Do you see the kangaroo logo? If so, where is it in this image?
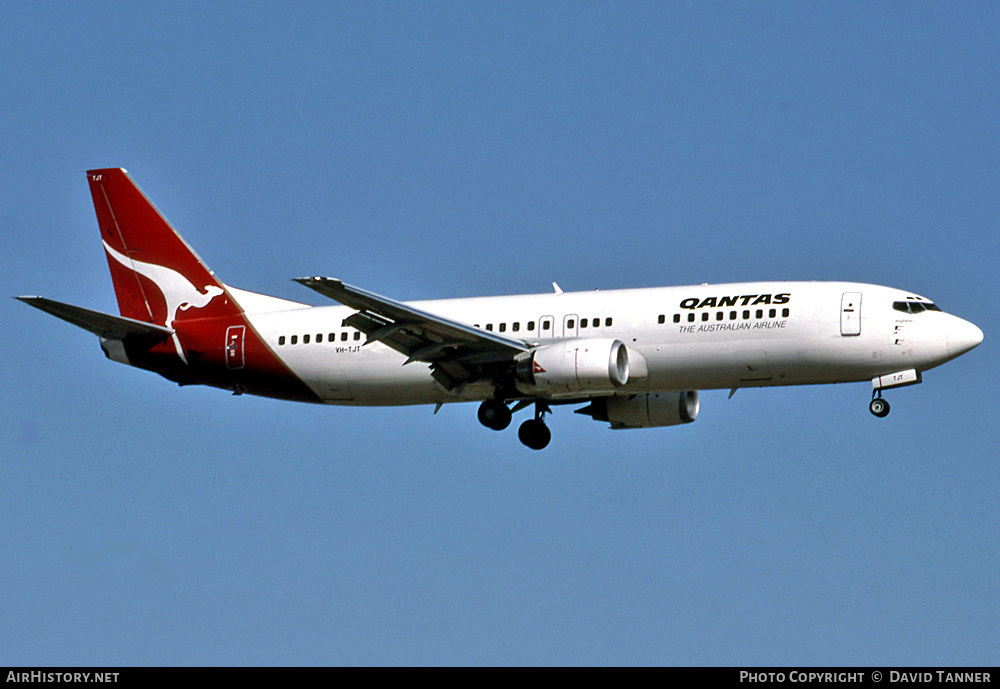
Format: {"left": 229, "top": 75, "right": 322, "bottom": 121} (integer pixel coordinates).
{"left": 103, "top": 240, "right": 225, "bottom": 363}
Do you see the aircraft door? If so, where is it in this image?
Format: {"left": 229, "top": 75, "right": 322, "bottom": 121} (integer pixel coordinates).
{"left": 539, "top": 315, "right": 554, "bottom": 339}
{"left": 225, "top": 325, "right": 245, "bottom": 369}
{"left": 563, "top": 314, "right": 579, "bottom": 338}
{"left": 841, "top": 292, "right": 862, "bottom": 336}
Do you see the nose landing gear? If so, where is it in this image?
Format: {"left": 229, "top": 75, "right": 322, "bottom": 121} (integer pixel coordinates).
{"left": 869, "top": 390, "right": 890, "bottom": 418}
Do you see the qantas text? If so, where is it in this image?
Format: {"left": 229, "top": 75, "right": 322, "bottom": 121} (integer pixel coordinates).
{"left": 680, "top": 293, "right": 791, "bottom": 310}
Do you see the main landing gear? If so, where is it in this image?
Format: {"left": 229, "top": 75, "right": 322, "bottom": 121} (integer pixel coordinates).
{"left": 869, "top": 390, "right": 890, "bottom": 418}
{"left": 518, "top": 402, "right": 552, "bottom": 451}
{"left": 477, "top": 398, "right": 512, "bottom": 431}
{"left": 477, "top": 399, "right": 552, "bottom": 450}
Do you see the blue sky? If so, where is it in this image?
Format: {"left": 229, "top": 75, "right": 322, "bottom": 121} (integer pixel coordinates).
{"left": 2, "top": 2, "right": 997, "bottom": 665}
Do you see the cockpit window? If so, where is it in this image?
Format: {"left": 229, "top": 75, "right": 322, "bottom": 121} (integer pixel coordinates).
{"left": 893, "top": 301, "right": 941, "bottom": 314}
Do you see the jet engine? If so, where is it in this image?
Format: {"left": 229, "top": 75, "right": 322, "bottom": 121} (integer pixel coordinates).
{"left": 577, "top": 391, "right": 699, "bottom": 429}
{"left": 515, "top": 338, "right": 629, "bottom": 395}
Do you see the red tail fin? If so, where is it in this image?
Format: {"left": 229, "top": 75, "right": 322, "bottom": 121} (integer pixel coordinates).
{"left": 87, "top": 168, "right": 237, "bottom": 326}
{"left": 81, "top": 169, "right": 318, "bottom": 400}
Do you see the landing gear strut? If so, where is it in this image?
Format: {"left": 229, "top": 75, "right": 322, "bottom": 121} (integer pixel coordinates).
{"left": 478, "top": 399, "right": 512, "bottom": 431}
{"left": 869, "top": 390, "right": 890, "bottom": 418}
{"left": 518, "top": 402, "right": 551, "bottom": 450}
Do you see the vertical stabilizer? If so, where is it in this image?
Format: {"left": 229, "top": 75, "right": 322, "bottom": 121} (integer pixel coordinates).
{"left": 87, "top": 168, "right": 238, "bottom": 327}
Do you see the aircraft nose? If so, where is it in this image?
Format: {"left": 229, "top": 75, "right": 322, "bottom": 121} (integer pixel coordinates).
{"left": 948, "top": 317, "right": 984, "bottom": 358}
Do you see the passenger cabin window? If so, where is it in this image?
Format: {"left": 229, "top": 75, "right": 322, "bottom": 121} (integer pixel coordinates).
{"left": 605, "top": 317, "right": 612, "bottom": 327}
{"left": 499, "top": 323, "right": 506, "bottom": 332}
{"left": 354, "top": 331, "right": 361, "bottom": 341}
{"left": 665, "top": 308, "right": 791, "bottom": 326}
{"left": 580, "top": 319, "right": 588, "bottom": 329}
{"left": 542, "top": 320, "right": 551, "bottom": 331}
{"left": 527, "top": 322, "right": 535, "bottom": 331}
{"left": 279, "top": 336, "right": 286, "bottom": 345}
{"left": 303, "top": 334, "right": 310, "bottom": 344}
{"left": 341, "top": 332, "right": 348, "bottom": 341}
{"left": 513, "top": 322, "right": 520, "bottom": 332}
{"left": 592, "top": 318, "right": 600, "bottom": 327}
{"left": 291, "top": 335, "right": 298, "bottom": 345}
{"left": 567, "top": 319, "right": 575, "bottom": 329}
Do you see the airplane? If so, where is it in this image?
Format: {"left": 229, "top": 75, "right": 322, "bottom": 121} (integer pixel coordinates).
{"left": 18, "top": 168, "right": 983, "bottom": 450}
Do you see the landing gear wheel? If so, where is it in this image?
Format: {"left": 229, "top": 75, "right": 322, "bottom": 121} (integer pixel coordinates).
{"left": 869, "top": 397, "right": 890, "bottom": 418}
{"left": 518, "top": 419, "right": 551, "bottom": 450}
{"left": 477, "top": 399, "right": 512, "bottom": 431}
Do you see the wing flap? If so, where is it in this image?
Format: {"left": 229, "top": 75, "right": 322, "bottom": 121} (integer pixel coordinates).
{"left": 294, "top": 277, "right": 530, "bottom": 391}
{"left": 295, "top": 277, "right": 529, "bottom": 363}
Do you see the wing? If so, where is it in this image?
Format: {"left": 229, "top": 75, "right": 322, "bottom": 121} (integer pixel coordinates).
{"left": 294, "top": 277, "right": 529, "bottom": 391}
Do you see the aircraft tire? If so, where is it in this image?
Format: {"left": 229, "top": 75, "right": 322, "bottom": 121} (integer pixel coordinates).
{"left": 869, "top": 398, "right": 890, "bottom": 418}
{"left": 518, "top": 419, "right": 551, "bottom": 450}
{"left": 478, "top": 400, "right": 512, "bottom": 431}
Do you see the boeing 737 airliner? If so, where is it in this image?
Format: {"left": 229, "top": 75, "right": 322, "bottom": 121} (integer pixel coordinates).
{"left": 19, "top": 169, "right": 983, "bottom": 449}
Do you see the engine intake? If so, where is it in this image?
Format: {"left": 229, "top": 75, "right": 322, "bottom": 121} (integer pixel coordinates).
{"left": 515, "top": 338, "right": 629, "bottom": 395}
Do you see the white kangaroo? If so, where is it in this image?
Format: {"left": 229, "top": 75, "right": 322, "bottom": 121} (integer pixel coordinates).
{"left": 103, "top": 240, "right": 224, "bottom": 364}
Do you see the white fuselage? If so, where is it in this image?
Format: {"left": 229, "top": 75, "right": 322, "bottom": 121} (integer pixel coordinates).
{"left": 23, "top": 169, "right": 981, "bottom": 450}
{"left": 241, "top": 281, "right": 978, "bottom": 406}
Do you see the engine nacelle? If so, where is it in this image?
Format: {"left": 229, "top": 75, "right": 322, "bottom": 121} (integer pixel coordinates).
{"left": 577, "top": 391, "right": 700, "bottom": 429}
{"left": 515, "top": 338, "right": 629, "bottom": 395}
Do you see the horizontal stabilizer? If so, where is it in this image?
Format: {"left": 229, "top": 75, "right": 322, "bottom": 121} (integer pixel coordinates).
{"left": 16, "top": 296, "right": 174, "bottom": 341}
